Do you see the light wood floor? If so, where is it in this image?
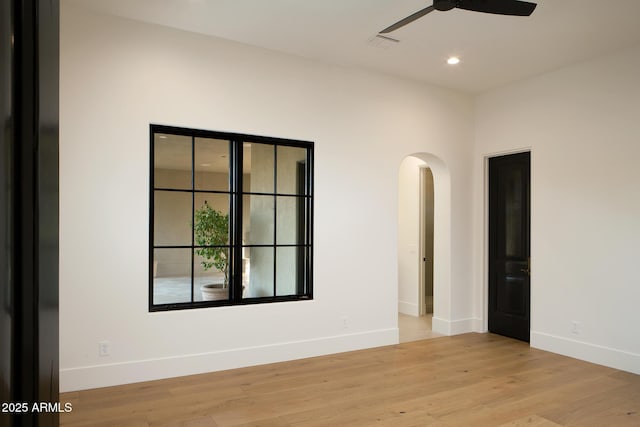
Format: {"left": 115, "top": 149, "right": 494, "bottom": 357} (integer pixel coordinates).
{"left": 398, "top": 313, "right": 443, "bottom": 343}
{"left": 60, "top": 333, "right": 640, "bottom": 427}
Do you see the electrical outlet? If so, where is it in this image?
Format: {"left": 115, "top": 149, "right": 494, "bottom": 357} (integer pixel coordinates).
{"left": 571, "top": 321, "right": 581, "bottom": 335}
{"left": 99, "top": 340, "right": 110, "bottom": 357}
{"left": 341, "top": 316, "right": 349, "bottom": 330}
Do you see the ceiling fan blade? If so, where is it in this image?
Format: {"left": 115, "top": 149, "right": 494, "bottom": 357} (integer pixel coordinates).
{"left": 456, "top": 0, "right": 537, "bottom": 16}
{"left": 380, "top": 5, "right": 435, "bottom": 34}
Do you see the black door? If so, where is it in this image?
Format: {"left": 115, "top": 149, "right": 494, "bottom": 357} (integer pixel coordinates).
{"left": 488, "top": 152, "right": 530, "bottom": 342}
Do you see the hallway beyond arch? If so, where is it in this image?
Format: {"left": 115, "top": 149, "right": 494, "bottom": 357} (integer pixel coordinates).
{"left": 397, "top": 153, "right": 451, "bottom": 335}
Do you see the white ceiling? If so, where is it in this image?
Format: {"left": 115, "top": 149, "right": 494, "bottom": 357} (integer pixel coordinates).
{"left": 68, "top": 0, "right": 640, "bottom": 93}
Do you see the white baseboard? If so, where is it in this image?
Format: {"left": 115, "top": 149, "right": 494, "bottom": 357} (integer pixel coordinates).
{"left": 432, "top": 317, "right": 479, "bottom": 336}
{"left": 472, "top": 317, "right": 485, "bottom": 333}
{"left": 531, "top": 331, "right": 640, "bottom": 375}
{"left": 398, "top": 301, "right": 419, "bottom": 316}
{"left": 60, "top": 328, "right": 398, "bottom": 392}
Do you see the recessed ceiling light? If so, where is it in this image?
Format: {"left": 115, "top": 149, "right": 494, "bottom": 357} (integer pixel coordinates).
{"left": 447, "top": 56, "right": 461, "bottom": 65}
{"left": 158, "top": 135, "right": 168, "bottom": 139}
{"left": 200, "top": 163, "right": 211, "bottom": 167}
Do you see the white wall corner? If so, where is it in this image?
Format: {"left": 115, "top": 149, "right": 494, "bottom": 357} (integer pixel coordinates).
{"left": 398, "top": 301, "right": 419, "bottom": 316}
{"left": 432, "top": 317, "right": 477, "bottom": 336}
{"left": 531, "top": 331, "right": 640, "bottom": 376}
{"left": 60, "top": 327, "right": 398, "bottom": 392}
{"left": 432, "top": 316, "right": 450, "bottom": 335}
{"left": 472, "top": 317, "right": 485, "bottom": 333}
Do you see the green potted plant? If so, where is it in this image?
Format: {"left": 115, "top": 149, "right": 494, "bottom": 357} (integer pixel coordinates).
{"left": 193, "top": 201, "right": 229, "bottom": 301}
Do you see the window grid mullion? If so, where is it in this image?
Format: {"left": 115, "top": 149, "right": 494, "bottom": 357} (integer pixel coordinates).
{"left": 307, "top": 148, "right": 313, "bottom": 296}
{"left": 190, "top": 135, "right": 195, "bottom": 303}
{"left": 273, "top": 146, "right": 278, "bottom": 298}
{"left": 149, "top": 130, "right": 155, "bottom": 309}
{"left": 153, "top": 187, "right": 231, "bottom": 194}
{"left": 232, "top": 139, "right": 243, "bottom": 303}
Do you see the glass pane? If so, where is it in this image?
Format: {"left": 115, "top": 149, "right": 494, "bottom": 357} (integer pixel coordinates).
{"left": 154, "top": 134, "right": 192, "bottom": 189}
{"left": 244, "top": 142, "right": 274, "bottom": 193}
{"left": 194, "top": 193, "right": 230, "bottom": 245}
{"left": 504, "top": 168, "right": 523, "bottom": 257}
{"left": 240, "top": 247, "right": 250, "bottom": 297}
{"left": 244, "top": 195, "right": 274, "bottom": 245}
{"left": 152, "top": 248, "right": 192, "bottom": 305}
{"left": 277, "top": 146, "right": 307, "bottom": 195}
{"left": 276, "top": 247, "right": 298, "bottom": 296}
{"left": 244, "top": 247, "right": 274, "bottom": 298}
{"left": 276, "top": 196, "right": 305, "bottom": 245}
{"left": 154, "top": 190, "right": 192, "bottom": 246}
{"left": 194, "top": 249, "right": 229, "bottom": 302}
{"left": 195, "top": 137, "right": 229, "bottom": 191}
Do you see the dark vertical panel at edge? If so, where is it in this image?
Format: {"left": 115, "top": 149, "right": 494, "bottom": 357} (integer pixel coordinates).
{"left": 6, "top": 0, "right": 59, "bottom": 425}
{"left": 14, "top": 2, "right": 38, "bottom": 421}
{"left": 0, "top": 1, "right": 14, "bottom": 424}
{"left": 37, "top": 0, "right": 60, "bottom": 425}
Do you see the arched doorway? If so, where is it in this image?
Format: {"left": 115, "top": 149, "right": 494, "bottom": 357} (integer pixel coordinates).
{"left": 398, "top": 153, "right": 451, "bottom": 339}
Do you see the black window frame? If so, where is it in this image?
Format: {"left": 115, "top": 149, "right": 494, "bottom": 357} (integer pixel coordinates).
{"left": 149, "top": 124, "right": 314, "bottom": 311}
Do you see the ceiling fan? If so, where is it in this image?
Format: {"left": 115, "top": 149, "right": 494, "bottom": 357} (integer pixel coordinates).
{"left": 380, "top": 0, "right": 537, "bottom": 34}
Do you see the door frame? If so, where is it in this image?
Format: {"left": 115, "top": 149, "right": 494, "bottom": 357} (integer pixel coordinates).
{"left": 482, "top": 148, "right": 532, "bottom": 334}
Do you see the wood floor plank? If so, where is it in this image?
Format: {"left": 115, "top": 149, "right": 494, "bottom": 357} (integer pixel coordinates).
{"left": 60, "top": 333, "right": 640, "bottom": 427}
{"left": 498, "top": 415, "right": 562, "bottom": 426}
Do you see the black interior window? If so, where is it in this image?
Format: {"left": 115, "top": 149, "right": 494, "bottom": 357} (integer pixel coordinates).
{"left": 149, "top": 125, "right": 313, "bottom": 311}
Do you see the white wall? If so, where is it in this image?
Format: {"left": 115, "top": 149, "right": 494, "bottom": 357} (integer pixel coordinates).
{"left": 474, "top": 44, "right": 640, "bottom": 374}
{"left": 60, "top": 4, "right": 474, "bottom": 391}
{"left": 397, "top": 156, "right": 425, "bottom": 316}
